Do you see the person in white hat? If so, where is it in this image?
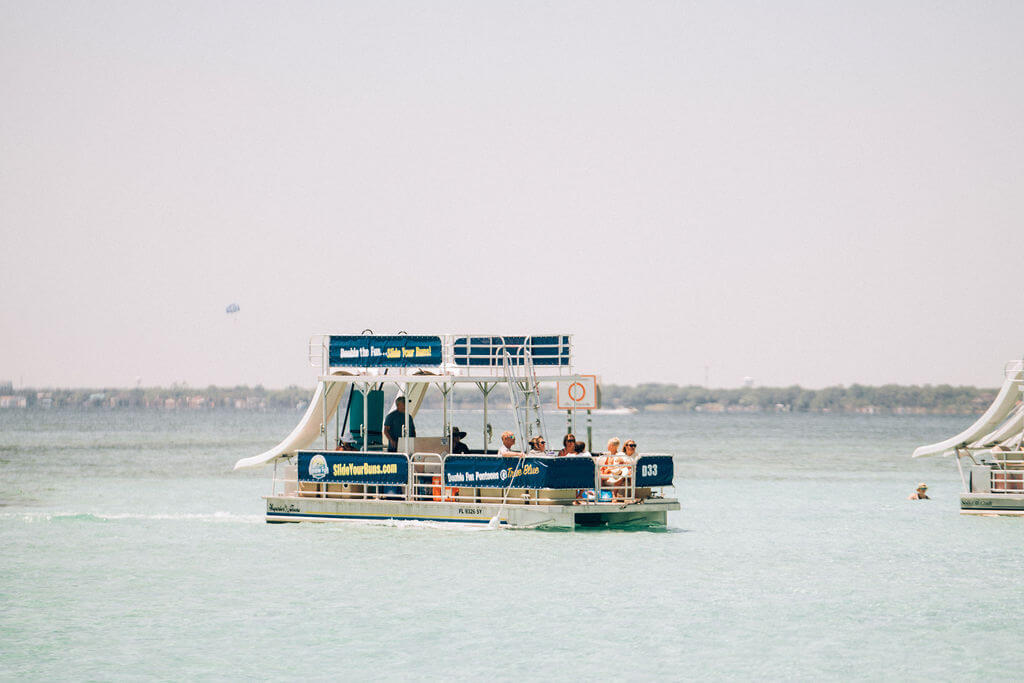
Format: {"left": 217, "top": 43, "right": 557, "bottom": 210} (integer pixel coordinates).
{"left": 908, "top": 483, "right": 929, "bottom": 500}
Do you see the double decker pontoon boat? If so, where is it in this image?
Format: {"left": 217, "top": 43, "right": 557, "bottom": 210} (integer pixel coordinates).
{"left": 913, "top": 358, "right": 1024, "bottom": 515}
{"left": 234, "top": 333, "right": 680, "bottom": 529}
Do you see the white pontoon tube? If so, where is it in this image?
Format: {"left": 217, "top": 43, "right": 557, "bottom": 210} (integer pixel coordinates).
{"left": 912, "top": 364, "right": 1024, "bottom": 458}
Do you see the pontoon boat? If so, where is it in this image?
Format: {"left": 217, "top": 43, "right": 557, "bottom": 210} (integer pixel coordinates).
{"left": 913, "top": 358, "right": 1024, "bottom": 514}
{"left": 233, "top": 334, "right": 680, "bottom": 529}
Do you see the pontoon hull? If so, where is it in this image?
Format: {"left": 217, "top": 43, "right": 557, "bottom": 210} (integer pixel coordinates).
{"left": 265, "top": 496, "right": 679, "bottom": 529}
{"left": 961, "top": 493, "right": 1024, "bottom": 515}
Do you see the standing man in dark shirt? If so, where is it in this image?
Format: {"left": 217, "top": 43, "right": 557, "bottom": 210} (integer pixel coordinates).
{"left": 384, "top": 396, "right": 416, "bottom": 452}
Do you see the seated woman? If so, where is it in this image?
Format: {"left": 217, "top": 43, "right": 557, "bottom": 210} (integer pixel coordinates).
{"left": 598, "top": 438, "right": 634, "bottom": 501}
{"left": 618, "top": 440, "right": 637, "bottom": 480}
{"left": 528, "top": 437, "right": 547, "bottom": 454}
{"left": 558, "top": 433, "right": 576, "bottom": 457}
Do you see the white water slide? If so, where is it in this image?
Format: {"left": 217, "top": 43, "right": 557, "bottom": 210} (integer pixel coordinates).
{"left": 233, "top": 379, "right": 351, "bottom": 470}
{"left": 970, "top": 402, "right": 1024, "bottom": 448}
{"left": 232, "top": 375, "right": 434, "bottom": 471}
{"left": 912, "top": 363, "right": 1024, "bottom": 458}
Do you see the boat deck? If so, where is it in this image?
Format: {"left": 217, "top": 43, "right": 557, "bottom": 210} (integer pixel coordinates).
{"left": 265, "top": 494, "right": 680, "bottom": 529}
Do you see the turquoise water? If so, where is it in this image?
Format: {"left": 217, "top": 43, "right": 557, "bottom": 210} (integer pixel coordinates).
{"left": 1, "top": 408, "right": 1020, "bottom": 679}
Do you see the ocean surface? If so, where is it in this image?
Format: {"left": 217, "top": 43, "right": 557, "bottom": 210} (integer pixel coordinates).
{"left": 1, "top": 407, "right": 1020, "bottom": 680}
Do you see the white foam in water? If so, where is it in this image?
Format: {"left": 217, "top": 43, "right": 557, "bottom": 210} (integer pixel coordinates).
{"left": 318, "top": 516, "right": 496, "bottom": 532}
{"left": 1, "top": 510, "right": 263, "bottom": 524}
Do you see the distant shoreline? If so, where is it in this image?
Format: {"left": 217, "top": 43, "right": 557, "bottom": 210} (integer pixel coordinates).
{"left": 0, "top": 383, "right": 999, "bottom": 415}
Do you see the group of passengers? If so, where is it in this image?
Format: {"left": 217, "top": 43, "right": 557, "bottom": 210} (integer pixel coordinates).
{"left": 493, "top": 430, "right": 637, "bottom": 460}
{"left": 335, "top": 395, "right": 643, "bottom": 502}
{"left": 347, "top": 396, "right": 640, "bottom": 483}
{"left": 599, "top": 437, "right": 636, "bottom": 488}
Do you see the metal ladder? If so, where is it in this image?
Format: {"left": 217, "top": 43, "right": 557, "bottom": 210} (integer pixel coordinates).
{"left": 502, "top": 349, "right": 529, "bottom": 449}
{"left": 501, "top": 343, "right": 547, "bottom": 449}
{"left": 521, "top": 346, "right": 547, "bottom": 446}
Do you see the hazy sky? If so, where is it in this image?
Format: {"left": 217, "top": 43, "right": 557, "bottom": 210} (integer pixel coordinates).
{"left": 2, "top": 1, "right": 1023, "bottom": 389}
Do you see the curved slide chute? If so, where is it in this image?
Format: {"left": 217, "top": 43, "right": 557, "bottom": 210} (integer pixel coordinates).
{"left": 233, "top": 378, "right": 350, "bottom": 470}
{"left": 969, "top": 402, "right": 1024, "bottom": 449}
{"left": 912, "top": 366, "right": 1024, "bottom": 458}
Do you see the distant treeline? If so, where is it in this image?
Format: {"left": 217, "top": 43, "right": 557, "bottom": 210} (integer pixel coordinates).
{"left": 0, "top": 382, "right": 999, "bottom": 415}
{"left": 598, "top": 383, "right": 995, "bottom": 414}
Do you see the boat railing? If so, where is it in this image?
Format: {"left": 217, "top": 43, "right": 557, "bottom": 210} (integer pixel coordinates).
{"left": 277, "top": 450, "right": 674, "bottom": 505}
{"left": 447, "top": 334, "right": 574, "bottom": 378}
{"left": 594, "top": 454, "right": 634, "bottom": 502}
{"left": 592, "top": 453, "right": 675, "bottom": 502}
{"left": 988, "top": 455, "right": 1024, "bottom": 469}
{"left": 307, "top": 333, "right": 575, "bottom": 377}
{"left": 991, "top": 469, "right": 1024, "bottom": 493}
{"left": 1006, "top": 359, "right": 1024, "bottom": 381}
{"left": 410, "top": 452, "right": 444, "bottom": 502}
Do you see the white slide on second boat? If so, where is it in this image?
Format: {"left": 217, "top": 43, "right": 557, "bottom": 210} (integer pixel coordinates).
{"left": 969, "top": 402, "right": 1024, "bottom": 448}
{"left": 233, "top": 378, "right": 351, "bottom": 470}
{"left": 912, "top": 366, "right": 1024, "bottom": 457}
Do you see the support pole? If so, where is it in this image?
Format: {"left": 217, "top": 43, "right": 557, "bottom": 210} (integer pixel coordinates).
{"left": 441, "top": 382, "right": 452, "bottom": 448}
{"left": 403, "top": 381, "right": 410, "bottom": 455}
{"left": 322, "top": 381, "right": 329, "bottom": 449}
{"left": 955, "top": 448, "right": 968, "bottom": 492}
{"left": 478, "top": 382, "right": 494, "bottom": 451}
{"left": 361, "top": 383, "right": 370, "bottom": 450}
{"left": 586, "top": 409, "right": 593, "bottom": 455}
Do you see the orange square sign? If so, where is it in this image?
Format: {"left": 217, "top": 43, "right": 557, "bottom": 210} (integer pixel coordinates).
{"left": 557, "top": 375, "right": 599, "bottom": 410}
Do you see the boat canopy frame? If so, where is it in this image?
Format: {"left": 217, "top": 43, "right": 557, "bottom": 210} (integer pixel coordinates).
{"left": 235, "top": 333, "right": 599, "bottom": 471}
{"left": 307, "top": 333, "right": 594, "bottom": 455}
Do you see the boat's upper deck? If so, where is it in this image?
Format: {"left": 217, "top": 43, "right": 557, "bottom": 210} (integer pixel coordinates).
{"left": 310, "top": 333, "right": 579, "bottom": 382}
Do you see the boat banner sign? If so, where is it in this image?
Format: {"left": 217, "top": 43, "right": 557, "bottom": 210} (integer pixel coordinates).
{"left": 443, "top": 455, "right": 594, "bottom": 489}
{"left": 329, "top": 335, "right": 443, "bottom": 368}
{"left": 298, "top": 452, "right": 409, "bottom": 485}
{"left": 634, "top": 455, "right": 673, "bottom": 487}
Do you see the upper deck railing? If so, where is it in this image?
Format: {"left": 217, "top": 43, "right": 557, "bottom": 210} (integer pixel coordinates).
{"left": 1007, "top": 359, "right": 1024, "bottom": 383}
{"left": 309, "top": 333, "right": 575, "bottom": 378}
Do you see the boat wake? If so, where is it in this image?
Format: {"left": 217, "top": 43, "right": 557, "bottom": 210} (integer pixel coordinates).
{"left": 318, "top": 517, "right": 498, "bottom": 532}
{"left": 1, "top": 510, "right": 264, "bottom": 524}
